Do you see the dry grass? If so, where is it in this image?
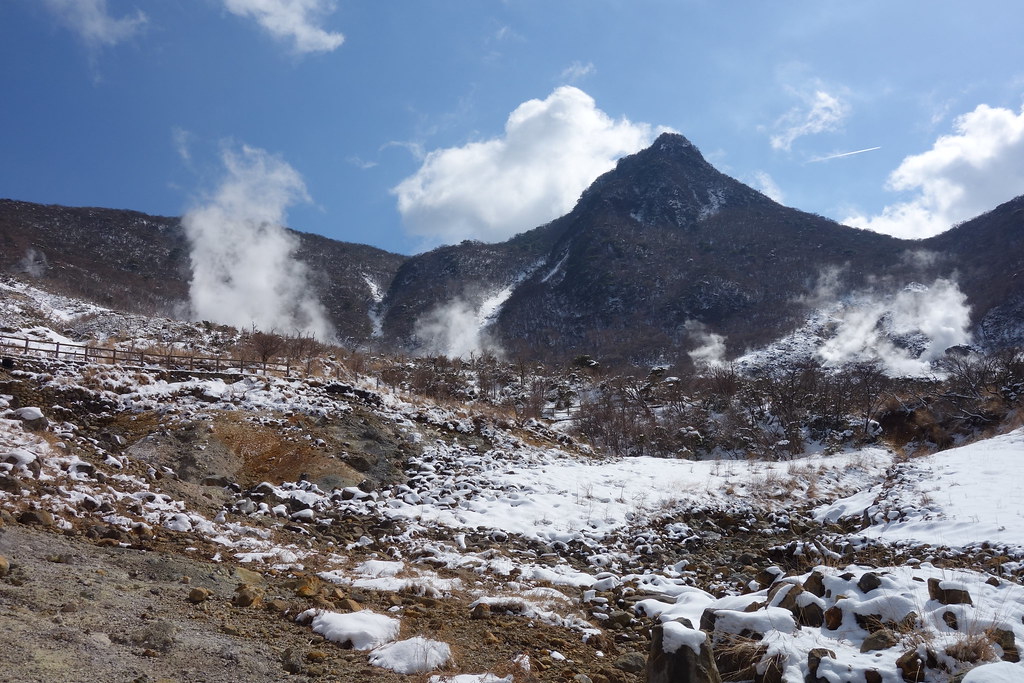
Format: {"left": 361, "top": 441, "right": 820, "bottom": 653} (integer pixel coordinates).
{"left": 945, "top": 631, "right": 997, "bottom": 664}
{"left": 712, "top": 633, "right": 768, "bottom": 682}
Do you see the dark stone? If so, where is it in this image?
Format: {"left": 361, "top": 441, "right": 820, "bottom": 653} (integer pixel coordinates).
{"left": 754, "top": 566, "right": 783, "bottom": 588}
{"left": 895, "top": 649, "right": 928, "bottom": 682}
{"left": 804, "top": 571, "right": 825, "bottom": 598}
{"left": 854, "top": 612, "right": 886, "bottom": 633}
{"left": 646, "top": 623, "right": 721, "bottom": 683}
{"left": 823, "top": 606, "right": 844, "bottom": 631}
{"left": 991, "top": 627, "right": 1020, "bottom": 662}
{"left": 860, "top": 628, "right": 898, "bottom": 653}
{"left": 806, "top": 648, "right": 836, "bottom": 683}
{"left": 714, "top": 638, "right": 766, "bottom": 681}
{"left": 942, "top": 610, "right": 958, "bottom": 631}
{"left": 18, "top": 509, "right": 54, "bottom": 526}
{"left": 700, "top": 608, "right": 719, "bottom": 633}
{"left": 613, "top": 651, "right": 646, "bottom": 673}
{"left": 927, "top": 577, "right": 973, "bottom": 605}
{"left": 857, "top": 572, "right": 882, "bottom": 593}
{"left": 797, "top": 601, "right": 824, "bottom": 628}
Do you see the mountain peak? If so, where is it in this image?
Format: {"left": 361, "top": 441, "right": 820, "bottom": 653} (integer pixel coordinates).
{"left": 651, "top": 130, "right": 699, "bottom": 154}
{"left": 575, "top": 131, "right": 769, "bottom": 229}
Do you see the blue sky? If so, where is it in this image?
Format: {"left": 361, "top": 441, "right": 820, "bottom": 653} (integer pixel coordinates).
{"left": 2, "top": 1, "right": 1023, "bottom": 255}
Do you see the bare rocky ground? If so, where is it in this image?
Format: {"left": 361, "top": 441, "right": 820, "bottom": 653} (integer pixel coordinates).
{"left": 0, "top": 359, "right": 653, "bottom": 682}
{"left": 0, "top": 520, "right": 638, "bottom": 683}
{"left": 1, "top": 348, "right": 1020, "bottom": 682}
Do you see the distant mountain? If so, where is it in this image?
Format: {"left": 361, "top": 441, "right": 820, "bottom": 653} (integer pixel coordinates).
{"left": 2, "top": 133, "right": 1022, "bottom": 363}
{"left": 0, "top": 199, "right": 406, "bottom": 342}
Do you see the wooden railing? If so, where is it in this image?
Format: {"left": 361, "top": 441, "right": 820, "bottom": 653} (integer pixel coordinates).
{"left": 0, "top": 333, "right": 294, "bottom": 377}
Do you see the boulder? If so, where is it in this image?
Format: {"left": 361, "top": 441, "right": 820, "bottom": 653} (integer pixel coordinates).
{"left": 860, "top": 628, "right": 898, "bottom": 653}
{"left": 647, "top": 621, "right": 721, "bottom": 683}
{"left": 895, "top": 649, "right": 928, "bottom": 682}
{"left": 823, "top": 605, "right": 844, "bottom": 631}
{"left": 804, "top": 570, "right": 826, "bottom": 598}
{"left": 990, "top": 627, "right": 1019, "bottom": 662}
{"left": 857, "top": 572, "right": 882, "bottom": 593}
{"left": 614, "top": 651, "right": 646, "bottom": 673}
{"left": 806, "top": 648, "right": 836, "bottom": 683}
{"left": 18, "top": 509, "right": 54, "bottom": 526}
{"left": 927, "top": 578, "right": 973, "bottom": 605}
{"left": 13, "top": 407, "right": 48, "bottom": 431}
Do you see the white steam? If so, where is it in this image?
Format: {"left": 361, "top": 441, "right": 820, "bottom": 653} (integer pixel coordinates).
{"left": 182, "top": 145, "right": 333, "bottom": 340}
{"left": 19, "top": 248, "right": 49, "bottom": 278}
{"left": 685, "top": 320, "right": 727, "bottom": 368}
{"left": 414, "top": 298, "right": 501, "bottom": 359}
{"left": 817, "top": 279, "right": 971, "bottom": 375}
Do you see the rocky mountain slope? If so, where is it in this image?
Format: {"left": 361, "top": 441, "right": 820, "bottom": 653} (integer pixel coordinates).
{"left": 3, "top": 134, "right": 1023, "bottom": 363}
{"left": 0, "top": 199, "right": 406, "bottom": 343}
{"left": 2, "top": 279, "right": 1024, "bottom": 682}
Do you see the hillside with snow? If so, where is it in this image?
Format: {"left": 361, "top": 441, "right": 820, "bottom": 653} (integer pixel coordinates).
{"left": 1, "top": 276, "right": 1024, "bottom": 681}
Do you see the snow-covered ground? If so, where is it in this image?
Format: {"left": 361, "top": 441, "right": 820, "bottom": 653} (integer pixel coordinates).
{"left": 818, "top": 429, "right": 1024, "bottom": 552}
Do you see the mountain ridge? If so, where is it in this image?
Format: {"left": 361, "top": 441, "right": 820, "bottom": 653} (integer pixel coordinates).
{"left": 2, "top": 132, "right": 1023, "bottom": 363}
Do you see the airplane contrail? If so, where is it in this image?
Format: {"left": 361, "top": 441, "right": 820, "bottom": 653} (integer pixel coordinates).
{"left": 811, "top": 146, "right": 881, "bottom": 162}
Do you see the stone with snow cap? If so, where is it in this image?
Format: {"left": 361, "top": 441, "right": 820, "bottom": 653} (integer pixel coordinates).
{"left": 647, "top": 619, "right": 721, "bottom": 683}
{"left": 927, "top": 577, "right": 973, "bottom": 605}
{"left": 369, "top": 636, "right": 451, "bottom": 674}
{"left": 13, "top": 406, "right": 48, "bottom": 431}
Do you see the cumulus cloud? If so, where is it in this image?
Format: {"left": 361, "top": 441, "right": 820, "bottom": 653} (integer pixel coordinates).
{"left": 845, "top": 103, "right": 1024, "bottom": 239}
{"left": 393, "top": 86, "right": 663, "bottom": 246}
{"left": 770, "top": 89, "right": 850, "bottom": 151}
{"left": 182, "top": 145, "right": 334, "bottom": 339}
{"left": 817, "top": 279, "right": 971, "bottom": 376}
{"left": 42, "top": 0, "right": 146, "bottom": 48}
{"left": 223, "top": 0, "right": 344, "bottom": 54}
{"left": 752, "top": 171, "right": 785, "bottom": 204}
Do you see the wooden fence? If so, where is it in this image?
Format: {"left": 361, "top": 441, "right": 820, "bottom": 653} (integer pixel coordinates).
{"left": 0, "top": 333, "right": 294, "bottom": 377}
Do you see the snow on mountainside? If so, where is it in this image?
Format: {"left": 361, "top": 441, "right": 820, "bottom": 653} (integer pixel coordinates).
{"left": 2, "top": 278, "right": 1024, "bottom": 681}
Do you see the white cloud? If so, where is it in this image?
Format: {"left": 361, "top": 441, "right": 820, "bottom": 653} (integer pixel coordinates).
{"left": 42, "top": 0, "right": 146, "bottom": 48}
{"left": 770, "top": 89, "right": 850, "bottom": 151}
{"left": 560, "top": 61, "right": 595, "bottom": 83}
{"left": 845, "top": 103, "right": 1024, "bottom": 239}
{"left": 752, "top": 171, "right": 784, "bottom": 204}
{"left": 222, "top": 0, "right": 344, "bottom": 54}
{"left": 172, "top": 127, "right": 193, "bottom": 162}
{"left": 182, "top": 145, "right": 333, "bottom": 339}
{"left": 393, "top": 86, "right": 663, "bottom": 246}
